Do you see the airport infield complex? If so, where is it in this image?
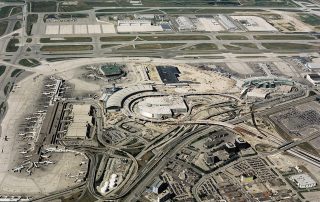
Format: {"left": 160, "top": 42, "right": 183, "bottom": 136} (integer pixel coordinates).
{"left": 1, "top": 0, "right": 320, "bottom": 201}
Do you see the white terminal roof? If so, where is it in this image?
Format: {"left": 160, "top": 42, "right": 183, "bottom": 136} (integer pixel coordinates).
{"left": 66, "top": 104, "right": 92, "bottom": 139}
{"left": 290, "top": 173, "right": 316, "bottom": 186}
{"left": 176, "top": 16, "right": 195, "bottom": 29}
{"left": 66, "top": 123, "right": 88, "bottom": 138}
{"left": 117, "top": 25, "right": 163, "bottom": 33}
{"left": 118, "top": 20, "right": 151, "bottom": 25}
{"left": 106, "top": 85, "right": 154, "bottom": 109}
{"left": 307, "top": 63, "right": 320, "bottom": 69}
{"left": 137, "top": 96, "right": 187, "bottom": 118}
{"left": 72, "top": 104, "right": 91, "bottom": 115}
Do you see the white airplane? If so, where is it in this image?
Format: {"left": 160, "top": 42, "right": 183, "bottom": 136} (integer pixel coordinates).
{"left": 43, "top": 160, "right": 54, "bottom": 165}
{"left": 45, "top": 84, "right": 54, "bottom": 87}
{"left": 33, "top": 162, "right": 39, "bottom": 168}
{"left": 25, "top": 117, "right": 37, "bottom": 120}
{"left": 26, "top": 132, "right": 36, "bottom": 135}
{"left": 24, "top": 155, "right": 32, "bottom": 158}
{"left": 80, "top": 161, "right": 86, "bottom": 166}
{"left": 36, "top": 110, "right": 46, "bottom": 113}
{"left": 40, "top": 154, "right": 51, "bottom": 158}
{"left": 12, "top": 165, "right": 24, "bottom": 172}
{"left": 42, "top": 92, "right": 52, "bottom": 95}
{"left": 26, "top": 169, "right": 32, "bottom": 175}
{"left": 18, "top": 133, "right": 26, "bottom": 136}
{"left": 19, "top": 151, "right": 28, "bottom": 154}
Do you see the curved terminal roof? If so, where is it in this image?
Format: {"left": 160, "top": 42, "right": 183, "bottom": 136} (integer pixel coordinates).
{"left": 106, "top": 85, "right": 154, "bottom": 109}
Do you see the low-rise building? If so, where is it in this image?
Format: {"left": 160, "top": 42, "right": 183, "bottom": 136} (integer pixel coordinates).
{"left": 289, "top": 173, "right": 317, "bottom": 188}
{"left": 205, "top": 155, "right": 220, "bottom": 166}
{"left": 157, "top": 190, "right": 171, "bottom": 202}
{"left": 175, "top": 16, "right": 196, "bottom": 31}
{"left": 306, "top": 73, "right": 320, "bottom": 86}
{"left": 225, "top": 142, "right": 236, "bottom": 153}
{"left": 235, "top": 137, "right": 250, "bottom": 150}
{"left": 151, "top": 178, "right": 166, "bottom": 194}
{"left": 208, "top": 131, "right": 228, "bottom": 141}
{"left": 203, "top": 139, "right": 224, "bottom": 149}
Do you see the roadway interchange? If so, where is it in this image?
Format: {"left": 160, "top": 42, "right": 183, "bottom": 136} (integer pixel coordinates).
{"left": 31, "top": 91, "right": 320, "bottom": 201}
{"left": 2, "top": 0, "right": 320, "bottom": 201}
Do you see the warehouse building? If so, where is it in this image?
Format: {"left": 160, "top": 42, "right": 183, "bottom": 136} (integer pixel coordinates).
{"left": 137, "top": 96, "right": 187, "bottom": 119}
{"left": 65, "top": 104, "right": 92, "bottom": 139}
{"left": 289, "top": 173, "right": 317, "bottom": 188}
{"left": 118, "top": 20, "right": 152, "bottom": 26}
{"left": 134, "top": 14, "right": 155, "bottom": 20}
{"left": 175, "top": 16, "right": 196, "bottom": 31}
{"left": 217, "top": 14, "right": 238, "bottom": 31}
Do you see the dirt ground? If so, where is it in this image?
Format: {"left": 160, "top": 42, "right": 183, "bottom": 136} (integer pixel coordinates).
{"left": 176, "top": 64, "right": 237, "bottom": 93}
{"left": 269, "top": 11, "right": 314, "bottom": 32}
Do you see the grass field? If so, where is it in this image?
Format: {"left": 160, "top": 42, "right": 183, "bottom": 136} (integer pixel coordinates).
{"left": 101, "top": 36, "right": 136, "bottom": 42}
{"left": 262, "top": 43, "right": 319, "bottom": 50}
{"left": 6, "top": 38, "right": 19, "bottom": 52}
{"left": 139, "top": 0, "right": 240, "bottom": 6}
{"left": 231, "top": 43, "right": 258, "bottom": 49}
{"left": 11, "top": 69, "right": 23, "bottom": 77}
{"left": 183, "top": 43, "right": 218, "bottom": 50}
{"left": 40, "top": 37, "right": 92, "bottom": 43}
{"left": 118, "top": 43, "right": 184, "bottom": 50}
{"left": 26, "top": 14, "right": 38, "bottom": 35}
{"left": 240, "top": 0, "right": 298, "bottom": 7}
{"left": 40, "top": 45, "right": 93, "bottom": 52}
{"left": 13, "top": 21, "right": 21, "bottom": 31}
{"left": 18, "top": 58, "right": 40, "bottom": 67}
{"left": 0, "top": 66, "right": 6, "bottom": 77}
{"left": 31, "top": 1, "right": 56, "bottom": 12}
{"left": 4, "top": 82, "right": 11, "bottom": 96}
{"left": 0, "top": 6, "right": 22, "bottom": 18}
{"left": 101, "top": 44, "right": 120, "bottom": 49}
{"left": 0, "top": 21, "right": 8, "bottom": 36}
{"left": 223, "top": 44, "right": 241, "bottom": 50}
{"left": 298, "top": 13, "right": 320, "bottom": 26}
{"left": 140, "top": 8, "right": 263, "bottom": 14}
{"left": 96, "top": 8, "right": 146, "bottom": 12}
{"left": 254, "top": 35, "right": 316, "bottom": 40}
{"left": 217, "top": 35, "right": 248, "bottom": 40}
